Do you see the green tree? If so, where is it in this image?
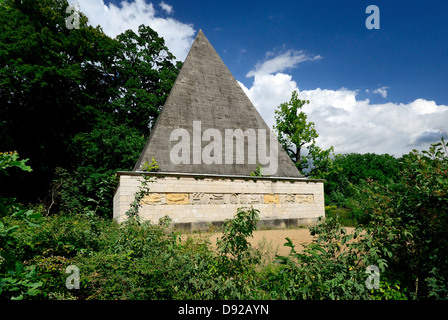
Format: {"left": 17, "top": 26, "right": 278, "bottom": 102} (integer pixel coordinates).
{"left": 0, "top": 0, "right": 181, "bottom": 216}
{"left": 355, "top": 138, "right": 448, "bottom": 299}
{"left": 274, "top": 91, "right": 316, "bottom": 167}
{"left": 331, "top": 153, "right": 400, "bottom": 186}
{"left": 0, "top": 0, "right": 119, "bottom": 203}
{"left": 324, "top": 153, "right": 401, "bottom": 207}
{"left": 111, "top": 25, "right": 182, "bottom": 133}
{"left": 273, "top": 90, "right": 337, "bottom": 178}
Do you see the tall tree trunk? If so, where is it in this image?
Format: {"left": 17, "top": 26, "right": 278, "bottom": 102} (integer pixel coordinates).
{"left": 295, "top": 146, "right": 301, "bottom": 169}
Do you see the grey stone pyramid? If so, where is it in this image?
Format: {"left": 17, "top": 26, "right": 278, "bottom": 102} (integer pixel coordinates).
{"left": 134, "top": 30, "right": 301, "bottom": 178}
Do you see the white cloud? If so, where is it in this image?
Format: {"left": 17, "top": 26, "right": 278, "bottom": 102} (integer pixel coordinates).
{"left": 159, "top": 1, "right": 173, "bottom": 14}
{"left": 373, "top": 86, "right": 388, "bottom": 98}
{"left": 238, "top": 73, "right": 298, "bottom": 129}
{"left": 71, "top": 0, "right": 195, "bottom": 61}
{"left": 246, "top": 49, "right": 321, "bottom": 78}
{"left": 241, "top": 51, "right": 448, "bottom": 157}
{"left": 298, "top": 90, "right": 448, "bottom": 156}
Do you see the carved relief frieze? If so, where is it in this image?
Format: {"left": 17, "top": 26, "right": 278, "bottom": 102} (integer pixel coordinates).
{"left": 141, "top": 192, "right": 314, "bottom": 205}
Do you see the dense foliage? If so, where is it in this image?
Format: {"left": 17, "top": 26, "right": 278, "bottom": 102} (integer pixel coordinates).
{"left": 1, "top": 139, "right": 448, "bottom": 300}
{"left": 0, "top": 202, "right": 404, "bottom": 300}
{"left": 1, "top": 0, "right": 447, "bottom": 301}
{"left": 325, "top": 153, "right": 401, "bottom": 204}
{"left": 356, "top": 139, "right": 448, "bottom": 298}
{"left": 0, "top": 0, "right": 181, "bottom": 217}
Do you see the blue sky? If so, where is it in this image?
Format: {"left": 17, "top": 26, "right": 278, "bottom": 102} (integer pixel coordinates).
{"left": 73, "top": 0, "right": 448, "bottom": 156}
{"left": 162, "top": 0, "right": 448, "bottom": 105}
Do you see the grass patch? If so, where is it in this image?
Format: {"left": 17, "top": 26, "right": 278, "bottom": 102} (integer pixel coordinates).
{"left": 325, "top": 206, "right": 358, "bottom": 227}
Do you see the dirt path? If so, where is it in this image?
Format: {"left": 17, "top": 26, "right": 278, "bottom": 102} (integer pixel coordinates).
{"left": 208, "top": 227, "right": 355, "bottom": 256}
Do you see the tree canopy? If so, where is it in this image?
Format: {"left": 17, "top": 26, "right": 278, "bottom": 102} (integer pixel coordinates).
{"left": 0, "top": 0, "right": 181, "bottom": 216}
{"left": 273, "top": 90, "right": 337, "bottom": 179}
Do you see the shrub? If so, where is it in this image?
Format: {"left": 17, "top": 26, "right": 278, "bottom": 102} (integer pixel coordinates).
{"left": 1, "top": 152, "right": 44, "bottom": 300}
{"left": 217, "top": 207, "right": 260, "bottom": 274}
{"left": 273, "top": 216, "right": 390, "bottom": 300}
{"left": 348, "top": 138, "right": 448, "bottom": 299}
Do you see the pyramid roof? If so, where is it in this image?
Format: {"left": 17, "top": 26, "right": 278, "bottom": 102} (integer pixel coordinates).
{"left": 134, "top": 30, "right": 301, "bottom": 178}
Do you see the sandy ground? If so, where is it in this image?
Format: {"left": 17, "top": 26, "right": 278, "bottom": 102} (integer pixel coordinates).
{"left": 185, "top": 227, "right": 356, "bottom": 257}
{"left": 204, "top": 227, "right": 357, "bottom": 257}
{"left": 207, "top": 228, "right": 319, "bottom": 256}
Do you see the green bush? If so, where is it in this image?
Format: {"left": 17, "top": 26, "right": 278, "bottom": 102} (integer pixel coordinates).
{"left": 324, "top": 205, "right": 357, "bottom": 227}
{"left": 217, "top": 207, "right": 260, "bottom": 273}
{"left": 3, "top": 138, "right": 447, "bottom": 300}
{"left": 350, "top": 139, "right": 448, "bottom": 299}
{"left": 324, "top": 153, "right": 401, "bottom": 209}
{"left": 273, "top": 216, "right": 390, "bottom": 300}
{"left": 13, "top": 208, "right": 267, "bottom": 300}
{"left": 1, "top": 151, "right": 44, "bottom": 300}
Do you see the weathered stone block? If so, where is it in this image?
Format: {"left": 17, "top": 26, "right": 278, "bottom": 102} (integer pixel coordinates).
{"left": 113, "top": 172, "right": 325, "bottom": 230}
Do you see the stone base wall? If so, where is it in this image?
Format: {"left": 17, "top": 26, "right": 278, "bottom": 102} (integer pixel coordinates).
{"left": 113, "top": 172, "right": 325, "bottom": 230}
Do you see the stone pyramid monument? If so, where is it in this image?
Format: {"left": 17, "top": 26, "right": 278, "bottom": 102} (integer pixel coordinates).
{"left": 113, "top": 30, "right": 324, "bottom": 230}
{"left": 134, "top": 30, "right": 300, "bottom": 178}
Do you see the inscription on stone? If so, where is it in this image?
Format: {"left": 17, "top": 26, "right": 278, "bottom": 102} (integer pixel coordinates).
{"left": 141, "top": 192, "right": 314, "bottom": 205}
{"left": 191, "top": 192, "right": 207, "bottom": 205}
{"left": 281, "top": 194, "right": 295, "bottom": 203}
{"left": 209, "top": 193, "right": 225, "bottom": 205}
{"left": 166, "top": 193, "right": 189, "bottom": 204}
{"left": 263, "top": 194, "right": 280, "bottom": 204}
{"left": 296, "top": 194, "right": 314, "bottom": 204}
{"left": 141, "top": 193, "right": 166, "bottom": 205}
